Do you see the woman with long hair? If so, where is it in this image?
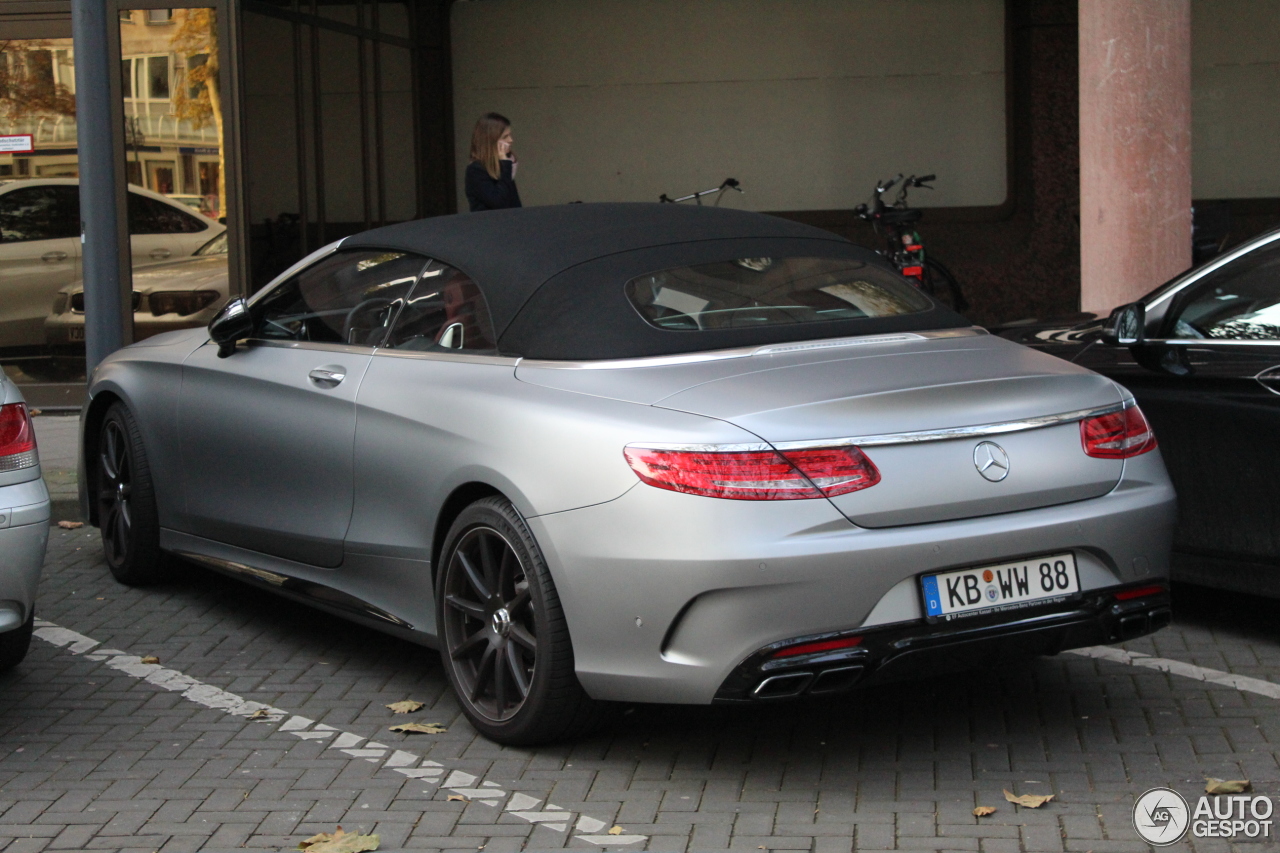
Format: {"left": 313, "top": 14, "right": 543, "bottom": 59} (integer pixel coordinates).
{"left": 465, "top": 112, "right": 522, "bottom": 212}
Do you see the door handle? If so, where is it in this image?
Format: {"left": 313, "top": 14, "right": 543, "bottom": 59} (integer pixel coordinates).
{"left": 149, "top": 248, "right": 172, "bottom": 260}
{"left": 308, "top": 367, "right": 346, "bottom": 388}
{"left": 1256, "top": 366, "right": 1280, "bottom": 396}
{"left": 41, "top": 251, "right": 67, "bottom": 263}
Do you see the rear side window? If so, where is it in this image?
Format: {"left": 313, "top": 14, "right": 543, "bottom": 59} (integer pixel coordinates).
{"left": 128, "top": 193, "right": 207, "bottom": 234}
{"left": 385, "top": 264, "right": 497, "bottom": 353}
{"left": 625, "top": 257, "right": 931, "bottom": 331}
{"left": 0, "top": 186, "right": 80, "bottom": 242}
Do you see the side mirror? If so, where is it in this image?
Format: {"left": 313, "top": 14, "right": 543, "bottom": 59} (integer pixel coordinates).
{"left": 1100, "top": 302, "right": 1146, "bottom": 346}
{"left": 209, "top": 298, "right": 253, "bottom": 357}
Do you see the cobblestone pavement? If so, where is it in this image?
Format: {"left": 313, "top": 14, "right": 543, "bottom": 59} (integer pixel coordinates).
{"left": 4, "top": 527, "right": 1280, "bottom": 852}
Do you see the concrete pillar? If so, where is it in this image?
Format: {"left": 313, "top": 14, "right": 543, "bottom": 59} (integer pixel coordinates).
{"left": 1078, "top": 0, "right": 1192, "bottom": 315}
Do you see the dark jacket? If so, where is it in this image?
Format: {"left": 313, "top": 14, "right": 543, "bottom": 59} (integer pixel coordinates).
{"left": 465, "top": 159, "right": 522, "bottom": 212}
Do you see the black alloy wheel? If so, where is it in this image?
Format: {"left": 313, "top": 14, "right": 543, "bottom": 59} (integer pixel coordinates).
{"left": 441, "top": 525, "right": 537, "bottom": 721}
{"left": 436, "top": 497, "right": 602, "bottom": 744}
{"left": 99, "top": 414, "right": 133, "bottom": 566}
{"left": 97, "top": 402, "right": 167, "bottom": 585}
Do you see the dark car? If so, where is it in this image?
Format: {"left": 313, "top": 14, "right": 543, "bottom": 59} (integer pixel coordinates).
{"left": 997, "top": 228, "right": 1280, "bottom": 596}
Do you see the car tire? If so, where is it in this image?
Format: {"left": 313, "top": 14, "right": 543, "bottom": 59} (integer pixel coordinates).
{"left": 436, "top": 496, "right": 602, "bottom": 745}
{"left": 98, "top": 402, "right": 169, "bottom": 585}
{"left": 0, "top": 610, "right": 33, "bottom": 673}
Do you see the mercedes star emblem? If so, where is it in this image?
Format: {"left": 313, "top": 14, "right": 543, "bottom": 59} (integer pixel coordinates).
{"left": 973, "top": 441, "right": 1010, "bottom": 482}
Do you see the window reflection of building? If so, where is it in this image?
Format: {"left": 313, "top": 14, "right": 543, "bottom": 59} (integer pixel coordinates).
{"left": 0, "top": 10, "right": 223, "bottom": 216}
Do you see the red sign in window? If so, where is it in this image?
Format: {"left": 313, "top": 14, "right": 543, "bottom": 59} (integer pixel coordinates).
{"left": 0, "top": 135, "right": 34, "bottom": 153}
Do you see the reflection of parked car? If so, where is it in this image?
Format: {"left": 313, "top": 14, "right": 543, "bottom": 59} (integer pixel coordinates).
{"left": 0, "top": 178, "right": 224, "bottom": 351}
{"left": 996, "top": 228, "right": 1280, "bottom": 596}
{"left": 0, "top": 374, "right": 49, "bottom": 672}
{"left": 82, "top": 204, "right": 1176, "bottom": 745}
{"left": 166, "top": 193, "right": 218, "bottom": 219}
{"left": 45, "top": 232, "right": 228, "bottom": 349}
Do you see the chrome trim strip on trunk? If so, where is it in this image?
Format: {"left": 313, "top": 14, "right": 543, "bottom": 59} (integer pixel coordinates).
{"left": 772, "top": 402, "right": 1127, "bottom": 449}
{"left": 629, "top": 402, "right": 1128, "bottom": 454}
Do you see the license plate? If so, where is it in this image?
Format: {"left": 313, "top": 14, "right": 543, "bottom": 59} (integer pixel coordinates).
{"left": 67, "top": 326, "right": 84, "bottom": 341}
{"left": 921, "top": 553, "right": 1079, "bottom": 620}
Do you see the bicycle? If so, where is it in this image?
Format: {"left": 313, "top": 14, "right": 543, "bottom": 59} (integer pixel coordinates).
{"left": 855, "top": 174, "right": 968, "bottom": 312}
{"left": 659, "top": 178, "right": 743, "bottom": 205}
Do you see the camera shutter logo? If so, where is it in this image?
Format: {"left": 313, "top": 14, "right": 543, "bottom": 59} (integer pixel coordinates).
{"left": 1133, "top": 787, "right": 1190, "bottom": 845}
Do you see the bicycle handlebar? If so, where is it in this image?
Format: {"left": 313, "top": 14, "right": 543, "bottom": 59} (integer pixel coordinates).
{"left": 877, "top": 174, "right": 903, "bottom": 194}
{"left": 660, "top": 178, "right": 744, "bottom": 204}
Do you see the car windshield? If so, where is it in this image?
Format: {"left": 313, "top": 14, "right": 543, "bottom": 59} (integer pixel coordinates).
{"left": 196, "top": 232, "right": 227, "bottom": 256}
{"left": 624, "top": 257, "right": 931, "bottom": 331}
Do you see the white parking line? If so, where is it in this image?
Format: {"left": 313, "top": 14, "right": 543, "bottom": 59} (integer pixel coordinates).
{"left": 32, "top": 619, "right": 645, "bottom": 847}
{"left": 1068, "top": 645, "right": 1280, "bottom": 699}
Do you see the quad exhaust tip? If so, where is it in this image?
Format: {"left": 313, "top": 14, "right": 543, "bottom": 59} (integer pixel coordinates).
{"left": 752, "top": 665, "right": 865, "bottom": 699}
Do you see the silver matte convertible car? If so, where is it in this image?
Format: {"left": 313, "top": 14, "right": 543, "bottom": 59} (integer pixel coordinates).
{"left": 81, "top": 204, "right": 1177, "bottom": 744}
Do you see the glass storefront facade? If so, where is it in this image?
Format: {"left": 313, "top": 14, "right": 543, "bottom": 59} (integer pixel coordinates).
{"left": 0, "top": 1, "right": 454, "bottom": 398}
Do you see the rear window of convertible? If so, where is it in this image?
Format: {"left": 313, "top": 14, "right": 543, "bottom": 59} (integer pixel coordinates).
{"left": 624, "top": 257, "right": 931, "bottom": 331}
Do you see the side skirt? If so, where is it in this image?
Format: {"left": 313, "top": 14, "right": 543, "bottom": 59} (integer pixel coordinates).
{"left": 159, "top": 528, "right": 439, "bottom": 650}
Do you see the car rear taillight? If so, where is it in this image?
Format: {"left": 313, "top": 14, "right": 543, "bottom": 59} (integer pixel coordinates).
{"left": 1080, "top": 404, "right": 1157, "bottom": 459}
{"left": 0, "top": 403, "right": 37, "bottom": 472}
{"left": 623, "top": 444, "right": 880, "bottom": 500}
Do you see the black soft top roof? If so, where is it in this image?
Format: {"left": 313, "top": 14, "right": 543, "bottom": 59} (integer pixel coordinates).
{"left": 344, "top": 203, "right": 966, "bottom": 360}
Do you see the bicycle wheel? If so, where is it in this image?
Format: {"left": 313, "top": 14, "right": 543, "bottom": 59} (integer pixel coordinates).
{"left": 922, "top": 257, "right": 968, "bottom": 313}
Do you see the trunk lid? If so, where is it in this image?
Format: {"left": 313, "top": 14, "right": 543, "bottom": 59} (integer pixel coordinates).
{"left": 649, "top": 333, "right": 1126, "bottom": 527}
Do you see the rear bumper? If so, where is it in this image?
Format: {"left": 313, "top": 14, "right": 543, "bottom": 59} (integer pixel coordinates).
{"left": 0, "top": 477, "right": 50, "bottom": 633}
{"left": 531, "top": 450, "right": 1175, "bottom": 705}
{"left": 714, "top": 584, "right": 1171, "bottom": 701}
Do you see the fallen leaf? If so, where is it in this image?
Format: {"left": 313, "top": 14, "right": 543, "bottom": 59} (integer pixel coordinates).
{"left": 447, "top": 794, "right": 468, "bottom": 802}
{"left": 140, "top": 656, "right": 160, "bottom": 665}
{"left": 1003, "top": 789, "right": 1054, "bottom": 808}
{"left": 608, "top": 826, "right": 624, "bottom": 836}
{"left": 297, "top": 825, "right": 380, "bottom": 852}
{"left": 973, "top": 806, "right": 997, "bottom": 817}
{"left": 248, "top": 709, "right": 272, "bottom": 720}
{"left": 57, "top": 520, "right": 83, "bottom": 529}
{"left": 389, "top": 722, "right": 446, "bottom": 734}
{"left": 1206, "top": 778, "right": 1251, "bottom": 795}
{"left": 386, "top": 700, "right": 424, "bottom": 714}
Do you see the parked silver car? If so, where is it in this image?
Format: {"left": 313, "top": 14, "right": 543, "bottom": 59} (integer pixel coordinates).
{"left": 0, "top": 374, "right": 50, "bottom": 671}
{"left": 45, "top": 232, "right": 229, "bottom": 347}
{"left": 80, "top": 204, "right": 1177, "bottom": 743}
{"left": 0, "top": 178, "right": 224, "bottom": 352}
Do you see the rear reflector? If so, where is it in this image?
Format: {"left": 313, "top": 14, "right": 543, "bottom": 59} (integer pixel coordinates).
{"left": 623, "top": 444, "right": 880, "bottom": 500}
{"left": 772, "top": 636, "right": 863, "bottom": 659}
{"left": 1114, "top": 584, "right": 1168, "bottom": 601}
{"left": 1081, "top": 404, "right": 1157, "bottom": 459}
{"left": 0, "top": 403, "right": 37, "bottom": 472}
